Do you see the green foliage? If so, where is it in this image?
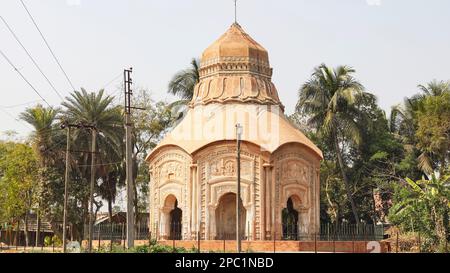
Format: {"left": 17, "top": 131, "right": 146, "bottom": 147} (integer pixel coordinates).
{"left": 43, "top": 235, "right": 62, "bottom": 247}
{"left": 297, "top": 63, "right": 371, "bottom": 223}
{"left": 389, "top": 174, "right": 450, "bottom": 252}
{"left": 0, "top": 142, "right": 39, "bottom": 223}
{"left": 93, "top": 242, "right": 195, "bottom": 253}
{"left": 168, "top": 58, "right": 200, "bottom": 101}
{"left": 415, "top": 91, "right": 450, "bottom": 174}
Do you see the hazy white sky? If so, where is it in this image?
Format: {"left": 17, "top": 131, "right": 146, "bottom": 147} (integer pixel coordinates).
{"left": 1, "top": 0, "right": 450, "bottom": 140}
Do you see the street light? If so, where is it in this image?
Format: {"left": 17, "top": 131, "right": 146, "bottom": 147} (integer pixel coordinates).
{"left": 236, "top": 123, "right": 243, "bottom": 253}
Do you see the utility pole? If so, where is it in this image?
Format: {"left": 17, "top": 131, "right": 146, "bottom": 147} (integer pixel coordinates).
{"left": 236, "top": 123, "right": 243, "bottom": 253}
{"left": 124, "top": 68, "right": 135, "bottom": 248}
{"left": 61, "top": 122, "right": 81, "bottom": 253}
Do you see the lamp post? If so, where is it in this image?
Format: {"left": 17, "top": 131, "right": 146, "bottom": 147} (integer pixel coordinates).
{"left": 236, "top": 123, "right": 243, "bottom": 253}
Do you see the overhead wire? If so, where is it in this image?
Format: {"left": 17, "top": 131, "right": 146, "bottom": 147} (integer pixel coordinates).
{"left": 0, "top": 15, "right": 64, "bottom": 101}
{"left": 20, "top": 0, "right": 76, "bottom": 92}
{"left": 0, "top": 49, "right": 53, "bottom": 108}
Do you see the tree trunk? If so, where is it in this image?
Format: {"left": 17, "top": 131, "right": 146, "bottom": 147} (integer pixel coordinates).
{"left": 108, "top": 198, "right": 113, "bottom": 251}
{"left": 333, "top": 137, "right": 360, "bottom": 223}
{"left": 24, "top": 213, "right": 29, "bottom": 247}
{"left": 35, "top": 208, "right": 41, "bottom": 247}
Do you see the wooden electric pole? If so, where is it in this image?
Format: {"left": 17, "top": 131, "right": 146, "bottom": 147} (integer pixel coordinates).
{"left": 61, "top": 122, "right": 83, "bottom": 253}
{"left": 124, "top": 68, "right": 135, "bottom": 248}
{"left": 86, "top": 124, "right": 98, "bottom": 253}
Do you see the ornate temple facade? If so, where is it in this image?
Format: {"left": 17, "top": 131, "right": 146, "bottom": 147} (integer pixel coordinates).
{"left": 146, "top": 23, "right": 323, "bottom": 240}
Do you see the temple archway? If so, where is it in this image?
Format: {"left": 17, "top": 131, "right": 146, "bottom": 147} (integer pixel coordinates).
{"left": 215, "top": 193, "right": 246, "bottom": 240}
{"left": 282, "top": 197, "right": 299, "bottom": 240}
{"left": 169, "top": 200, "right": 182, "bottom": 240}
{"left": 162, "top": 194, "right": 182, "bottom": 240}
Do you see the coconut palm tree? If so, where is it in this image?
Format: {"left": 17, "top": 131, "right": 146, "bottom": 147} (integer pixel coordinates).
{"left": 390, "top": 80, "right": 450, "bottom": 173}
{"left": 296, "top": 64, "right": 370, "bottom": 223}
{"left": 19, "top": 105, "right": 60, "bottom": 247}
{"left": 168, "top": 58, "right": 200, "bottom": 103}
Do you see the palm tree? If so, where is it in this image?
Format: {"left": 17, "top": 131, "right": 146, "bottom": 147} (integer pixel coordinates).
{"left": 296, "top": 64, "right": 369, "bottom": 223}
{"left": 168, "top": 58, "right": 200, "bottom": 104}
{"left": 390, "top": 80, "right": 450, "bottom": 173}
{"left": 62, "top": 88, "right": 124, "bottom": 235}
{"left": 19, "top": 105, "right": 60, "bottom": 247}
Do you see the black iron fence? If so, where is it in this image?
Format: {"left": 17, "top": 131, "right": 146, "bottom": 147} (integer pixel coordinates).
{"left": 290, "top": 223, "right": 386, "bottom": 242}
{"left": 83, "top": 221, "right": 150, "bottom": 241}
{"left": 80, "top": 222, "right": 384, "bottom": 242}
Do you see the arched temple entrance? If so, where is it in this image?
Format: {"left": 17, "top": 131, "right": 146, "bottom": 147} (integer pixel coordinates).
{"left": 282, "top": 197, "right": 299, "bottom": 240}
{"left": 162, "top": 195, "right": 182, "bottom": 240}
{"left": 215, "top": 193, "right": 246, "bottom": 240}
{"left": 170, "top": 200, "right": 182, "bottom": 240}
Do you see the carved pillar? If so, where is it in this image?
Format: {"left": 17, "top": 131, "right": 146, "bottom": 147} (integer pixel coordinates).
{"left": 205, "top": 164, "right": 210, "bottom": 240}
{"left": 262, "top": 163, "right": 272, "bottom": 240}
{"left": 298, "top": 208, "right": 309, "bottom": 235}
{"left": 245, "top": 206, "right": 252, "bottom": 240}
{"left": 190, "top": 164, "right": 198, "bottom": 238}
{"left": 315, "top": 167, "right": 320, "bottom": 234}
{"left": 148, "top": 165, "right": 154, "bottom": 236}
{"left": 160, "top": 207, "right": 171, "bottom": 240}
{"left": 208, "top": 205, "right": 216, "bottom": 239}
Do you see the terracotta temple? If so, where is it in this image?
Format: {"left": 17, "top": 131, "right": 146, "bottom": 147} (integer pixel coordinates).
{"left": 146, "top": 23, "right": 323, "bottom": 240}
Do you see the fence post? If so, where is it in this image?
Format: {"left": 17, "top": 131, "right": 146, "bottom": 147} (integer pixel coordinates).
{"left": 333, "top": 231, "right": 336, "bottom": 253}
{"left": 52, "top": 240, "right": 55, "bottom": 253}
{"left": 197, "top": 231, "right": 200, "bottom": 253}
{"left": 121, "top": 223, "right": 125, "bottom": 250}
{"left": 138, "top": 221, "right": 141, "bottom": 241}
{"left": 109, "top": 223, "right": 113, "bottom": 252}
{"left": 352, "top": 233, "right": 355, "bottom": 253}
{"left": 97, "top": 225, "right": 101, "bottom": 251}
{"left": 148, "top": 231, "right": 152, "bottom": 246}
{"left": 172, "top": 222, "right": 176, "bottom": 253}
{"left": 314, "top": 232, "right": 317, "bottom": 254}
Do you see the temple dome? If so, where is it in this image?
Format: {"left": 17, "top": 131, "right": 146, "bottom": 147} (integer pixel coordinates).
{"left": 191, "top": 23, "right": 283, "bottom": 109}
{"left": 146, "top": 23, "right": 323, "bottom": 161}
{"left": 201, "top": 23, "right": 270, "bottom": 71}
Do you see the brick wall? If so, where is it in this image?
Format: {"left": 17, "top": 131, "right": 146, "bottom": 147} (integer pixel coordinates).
{"left": 83, "top": 240, "right": 390, "bottom": 253}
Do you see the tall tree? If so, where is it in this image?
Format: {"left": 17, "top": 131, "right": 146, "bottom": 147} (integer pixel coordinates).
{"left": 131, "top": 89, "right": 174, "bottom": 224}
{"left": 62, "top": 89, "right": 124, "bottom": 236}
{"left": 415, "top": 91, "right": 450, "bottom": 174}
{"left": 19, "top": 105, "right": 60, "bottom": 246}
{"left": 0, "top": 142, "right": 39, "bottom": 247}
{"left": 390, "top": 80, "right": 450, "bottom": 174}
{"left": 296, "top": 64, "right": 370, "bottom": 223}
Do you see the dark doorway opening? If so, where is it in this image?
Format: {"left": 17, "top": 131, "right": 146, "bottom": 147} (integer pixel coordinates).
{"left": 282, "top": 197, "right": 299, "bottom": 240}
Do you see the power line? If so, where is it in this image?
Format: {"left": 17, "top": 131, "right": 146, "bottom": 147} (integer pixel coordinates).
{"left": 0, "top": 99, "right": 43, "bottom": 109}
{"left": 0, "top": 49, "right": 53, "bottom": 108}
{"left": 102, "top": 72, "right": 123, "bottom": 91}
{"left": 0, "top": 107, "right": 33, "bottom": 130}
{"left": 20, "top": 0, "right": 76, "bottom": 92}
{"left": 0, "top": 15, "right": 64, "bottom": 101}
